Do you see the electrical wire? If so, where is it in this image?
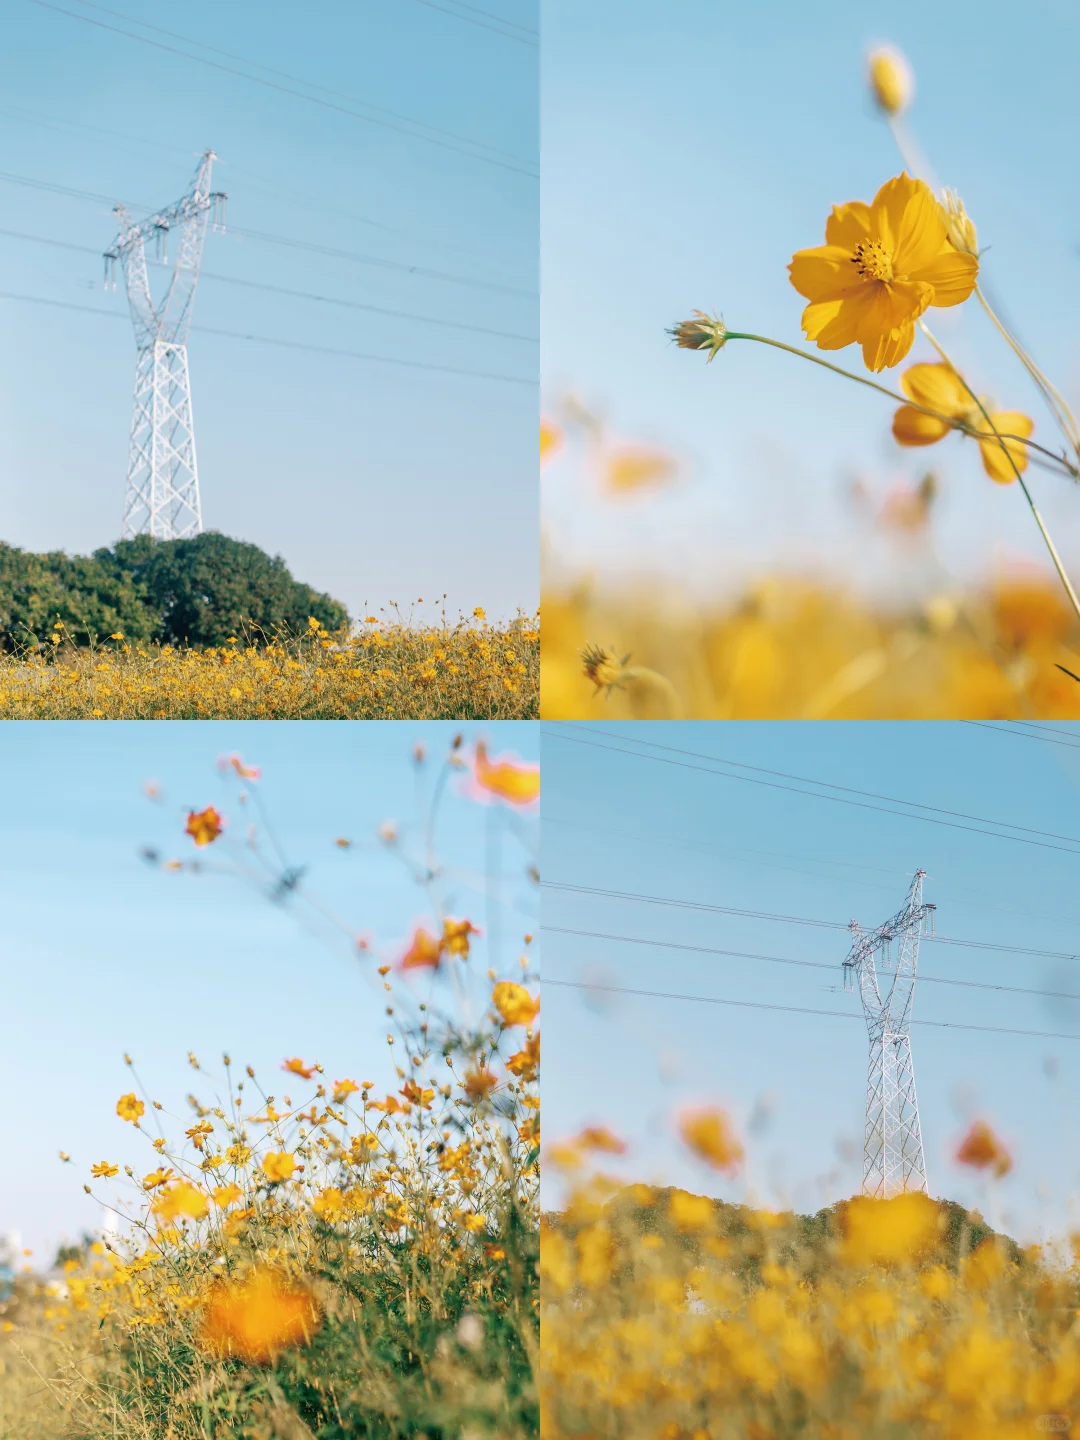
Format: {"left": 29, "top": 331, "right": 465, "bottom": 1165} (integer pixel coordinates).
{"left": 541, "top": 976, "right": 1080, "bottom": 1044}
{"left": 0, "top": 226, "right": 537, "bottom": 343}
{"left": 399, "top": 0, "right": 537, "bottom": 44}
{"left": 963, "top": 721, "right": 1080, "bottom": 752}
{"left": 0, "top": 170, "right": 536, "bottom": 297}
{"left": 543, "top": 924, "right": 1080, "bottom": 1004}
{"left": 541, "top": 881, "right": 1080, "bottom": 962}
{"left": 25, "top": 0, "right": 538, "bottom": 176}
{"left": 543, "top": 724, "right": 1080, "bottom": 858}
{"left": 0, "top": 290, "right": 535, "bottom": 385}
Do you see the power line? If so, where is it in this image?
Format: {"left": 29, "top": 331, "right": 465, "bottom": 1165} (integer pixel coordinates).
{"left": 0, "top": 226, "right": 538, "bottom": 343}
{"left": 541, "top": 977, "right": 1080, "bottom": 1044}
{"left": 400, "top": 0, "right": 538, "bottom": 44}
{"left": 963, "top": 721, "right": 1080, "bottom": 752}
{"left": 544, "top": 812, "right": 1080, "bottom": 929}
{"left": 0, "top": 290, "right": 535, "bottom": 385}
{"left": 543, "top": 924, "right": 1080, "bottom": 1004}
{"left": 542, "top": 724, "right": 1080, "bottom": 859}
{"left": 0, "top": 171, "right": 536, "bottom": 297}
{"left": 25, "top": 0, "right": 538, "bottom": 177}
{"left": 63, "top": 0, "right": 533, "bottom": 159}
{"left": 542, "top": 881, "right": 1080, "bottom": 962}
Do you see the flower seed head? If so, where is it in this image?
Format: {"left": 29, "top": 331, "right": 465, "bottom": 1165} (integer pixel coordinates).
{"left": 668, "top": 311, "right": 728, "bottom": 362}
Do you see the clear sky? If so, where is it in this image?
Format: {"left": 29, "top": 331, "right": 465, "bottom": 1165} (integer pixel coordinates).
{"left": 0, "top": 719, "right": 539, "bottom": 1263}
{"left": 542, "top": 0, "right": 1080, "bottom": 604}
{"left": 543, "top": 720, "right": 1080, "bottom": 1245}
{"left": 0, "top": 0, "right": 538, "bottom": 622}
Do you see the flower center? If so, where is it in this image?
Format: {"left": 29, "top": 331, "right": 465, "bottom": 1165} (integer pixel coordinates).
{"left": 851, "top": 239, "right": 894, "bottom": 283}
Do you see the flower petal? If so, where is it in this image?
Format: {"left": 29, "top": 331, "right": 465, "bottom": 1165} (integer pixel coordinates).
{"left": 801, "top": 294, "right": 865, "bottom": 350}
{"left": 977, "top": 412, "right": 1033, "bottom": 483}
{"left": 869, "top": 174, "right": 944, "bottom": 269}
{"left": 892, "top": 404, "right": 951, "bottom": 446}
{"left": 899, "top": 362, "right": 969, "bottom": 417}
{"left": 862, "top": 322, "right": 917, "bottom": 372}
{"left": 825, "top": 202, "right": 873, "bottom": 249}
{"left": 788, "top": 245, "right": 863, "bottom": 301}
{"left": 851, "top": 280, "right": 932, "bottom": 346}
{"left": 912, "top": 246, "right": 979, "bottom": 307}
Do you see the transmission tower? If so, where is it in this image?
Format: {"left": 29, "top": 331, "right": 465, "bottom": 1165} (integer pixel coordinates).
{"left": 105, "top": 150, "right": 226, "bottom": 540}
{"left": 843, "top": 870, "right": 936, "bottom": 1199}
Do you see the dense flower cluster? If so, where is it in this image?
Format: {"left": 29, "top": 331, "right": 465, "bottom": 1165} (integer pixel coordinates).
{"left": 0, "top": 612, "right": 539, "bottom": 720}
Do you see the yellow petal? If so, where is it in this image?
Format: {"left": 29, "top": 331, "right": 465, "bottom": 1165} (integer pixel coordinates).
{"left": 801, "top": 295, "right": 864, "bottom": 350}
{"left": 788, "top": 245, "right": 863, "bottom": 302}
{"left": 852, "top": 280, "right": 931, "bottom": 346}
{"left": 892, "top": 404, "right": 951, "bottom": 446}
{"left": 899, "top": 362, "right": 969, "bottom": 417}
{"left": 977, "top": 412, "right": 1034, "bottom": 483}
{"left": 911, "top": 246, "right": 979, "bottom": 307}
{"left": 862, "top": 321, "right": 916, "bottom": 372}
{"left": 825, "top": 202, "right": 873, "bottom": 249}
{"left": 869, "top": 174, "right": 943, "bottom": 270}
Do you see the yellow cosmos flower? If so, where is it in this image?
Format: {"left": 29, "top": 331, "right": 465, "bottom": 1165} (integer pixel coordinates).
{"left": 678, "top": 1107, "right": 744, "bottom": 1174}
{"left": 892, "top": 362, "right": 1033, "bottom": 483}
{"left": 116, "top": 1092, "right": 145, "bottom": 1123}
{"left": 789, "top": 173, "right": 978, "bottom": 372}
{"left": 840, "top": 1192, "right": 943, "bottom": 1266}
{"left": 261, "top": 1152, "right": 296, "bottom": 1184}
{"left": 492, "top": 980, "right": 540, "bottom": 1027}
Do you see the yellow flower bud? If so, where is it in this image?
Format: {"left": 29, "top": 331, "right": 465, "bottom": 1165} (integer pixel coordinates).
{"left": 868, "top": 47, "right": 913, "bottom": 117}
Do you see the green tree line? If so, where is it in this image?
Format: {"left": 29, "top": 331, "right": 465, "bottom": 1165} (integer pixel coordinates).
{"left": 0, "top": 533, "right": 348, "bottom": 649}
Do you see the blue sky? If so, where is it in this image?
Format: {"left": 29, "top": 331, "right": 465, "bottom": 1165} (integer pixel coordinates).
{"left": 0, "top": 0, "right": 537, "bottom": 622}
{"left": 0, "top": 719, "right": 539, "bottom": 1263}
{"left": 543, "top": 720, "right": 1080, "bottom": 1244}
{"left": 542, "top": 0, "right": 1080, "bottom": 604}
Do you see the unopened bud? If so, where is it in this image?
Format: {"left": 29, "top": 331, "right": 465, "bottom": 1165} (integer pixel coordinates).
{"left": 868, "top": 46, "right": 913, "bottom": 116}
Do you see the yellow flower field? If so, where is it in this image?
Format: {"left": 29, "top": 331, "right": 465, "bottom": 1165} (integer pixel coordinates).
{"left": 542, "top": 1121, "right": 1080, "bottom": 1438}
{"left": 0, "top": 611, "right": 539, "bottom": 720}
{"left": 542, "top": 576, "right": 1080, "bottom": 719}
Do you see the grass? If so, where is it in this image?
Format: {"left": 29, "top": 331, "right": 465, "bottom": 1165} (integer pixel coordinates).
{"left": 0, "top": 610, "right": 539, "bottom": 720}
{"left": 541, "top": 1171, "right": 1080, "bottom": 1438}
{"left": 541, "top": 576, "right": 1080, "bottom": 719}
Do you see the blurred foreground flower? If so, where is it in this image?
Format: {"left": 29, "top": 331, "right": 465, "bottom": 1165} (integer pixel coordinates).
{"left": 185, "top": 805, "right": 223, "bottom": 847}
{"left": 892, "top": 362, "right": 1033, "bottom": 483}
{"left": 472, "top": 740, "right": 540, "bottom": 807}
{"left": 840, "top": 1191, "right": 944, "bottom": 1266}
{"left": 678, "top": 1107, "right": 744, "bottom": 1174}
{"left": 955, "top": 1119, "right": 1013, "bottom": 1177}
{"left": 789, "top": 173, "right": 978, "bottom": 371}
{"left": 198, "top": 1269, "right": 321, "bottom": 1365}
{"left": 492, "top": 980, "right": 540, "bottom": 1026}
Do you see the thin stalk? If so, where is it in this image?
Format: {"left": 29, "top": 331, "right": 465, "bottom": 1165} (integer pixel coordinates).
{"left": 974, "top": 284, "right": 1080, "bottom": 458}
{"left": 919, "top": 319, "right": 1080, "bottom": 625}
{"left": 723, "top": 332, "right": 1078, "bottom": 478}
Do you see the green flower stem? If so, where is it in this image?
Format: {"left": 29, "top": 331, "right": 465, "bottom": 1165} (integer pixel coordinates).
{"left": 722, "top": 332, "right": 1077, "bottom": 478}
{"left": 974, "top": 285, "right": 1080, "bottom": 460}
{"left": 918, "top": 318, "right": 1080, "bottom": 627}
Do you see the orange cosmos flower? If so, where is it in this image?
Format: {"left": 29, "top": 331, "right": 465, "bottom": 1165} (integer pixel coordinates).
{"left": 152, "top": 1181, "right": 210, "bottom": 1222}
{"left": 442, "top": 916, "right": 480, "bottom": 957}
{"left": 506, "top": 1032, "right": 539, "bottom": 1082}
{"left": 492, "top": 981, "right": 540, "bottom": 1027}
{"left": 955, "top": 1119, "right": 1013, "bottom": 1177}
{"left": 221, "top": 753, "right": 261, "bottom": 780}
{"left": 332, "top": 1078, "right": 359, "bottom": 1103}
{"left": 282, "top": 1057, "right": 316, "bottom": 1080}
{"left": 185, "top": 805, "right": 223, "bottom": 847}
{"left": 472, "top": 741, "right": 540, "bottom": 808}
{"left": 840, "top": 1192, "right": 943, "bottom": 1266}
{"left": 463, "top": 1068, "right": 499, "bottom": 1102}
{"left": 197, "top": 1269, "right": 321, "bottom": 1365}
{"left": 678, "top": 1107, "right": 744, "bottom": 1174}
{"left": 90, "top": 1161, "right": 119, "bottom": 1179}
{"left": 212, "top": 1182, "right": 242, "bottom": 1207}
{"left": 789, "top": 173, "right": 978, "bottom": 372}
{"left": 400, "top": 925, "right": 443, "bottom": 970}
{"left": 892, "top": 362, "right": 1033, "bottom": 483}
{"left": 578, "top": 1126, "right": 626, "bottom": 1155}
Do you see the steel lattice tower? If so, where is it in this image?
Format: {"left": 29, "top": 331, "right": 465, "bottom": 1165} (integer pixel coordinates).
{"left": 105, "top": 150, "right": 226, "bottom": 540}
{"left": 843, "top": 870, "right": 936, "bottom": 1198}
